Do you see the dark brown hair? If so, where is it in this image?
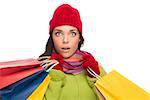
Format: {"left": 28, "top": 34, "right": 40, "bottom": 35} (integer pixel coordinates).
{"left": 39, "top": 31, "right": 84, "bottom": 57}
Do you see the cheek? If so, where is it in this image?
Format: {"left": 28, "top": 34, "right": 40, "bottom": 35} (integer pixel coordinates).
{"left": 71, "top": 38, "right": 80, "bottom": 49}
{"left": 52, "top": 37, "right": 62, "bottom": 49}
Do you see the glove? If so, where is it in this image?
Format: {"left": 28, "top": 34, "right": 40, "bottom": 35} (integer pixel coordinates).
{"left": 82, "top": 52, "right": 100, "bottom": 77}
{"left": 50, "top": 53, "right": 64, "bottom": 71}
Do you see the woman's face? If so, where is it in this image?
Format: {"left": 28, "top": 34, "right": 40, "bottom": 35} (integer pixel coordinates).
{"left": 52, "top": 25, "right": 80, "bottom": 58}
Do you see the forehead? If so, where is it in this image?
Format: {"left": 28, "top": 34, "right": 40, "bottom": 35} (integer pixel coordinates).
{"left": 53, "top": 25, "right": 78, "bottom": 31}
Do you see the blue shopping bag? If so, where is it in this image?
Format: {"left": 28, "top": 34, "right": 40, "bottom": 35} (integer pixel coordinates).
{"left": 0, "top": 70, "right": 48, "bottom": 100}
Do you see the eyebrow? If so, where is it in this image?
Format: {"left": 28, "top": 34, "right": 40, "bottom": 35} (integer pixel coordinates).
{"left": 70, "top": 29, "right": 78, "bottom": 31}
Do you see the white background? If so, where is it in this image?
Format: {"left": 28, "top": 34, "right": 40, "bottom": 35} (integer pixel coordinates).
{"left": 0, "top": 0, "right": 150, "bottom": 92}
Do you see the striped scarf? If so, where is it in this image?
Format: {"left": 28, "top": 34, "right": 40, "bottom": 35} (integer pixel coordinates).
{"left": 52, "top": 49, "right": 86, "bottom": 74}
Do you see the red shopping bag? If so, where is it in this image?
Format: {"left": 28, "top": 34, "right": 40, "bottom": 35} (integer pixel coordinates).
{"left": 0, "top": 70, "right": 48, "bottom": 100}
{"left": 0, "top": 58, "right": 43, "bottom": 89}
{"left": 0, "top": 58, "right": 40, "bottom": 75}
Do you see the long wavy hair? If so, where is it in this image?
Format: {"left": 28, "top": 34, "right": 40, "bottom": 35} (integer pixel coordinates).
{"left": 39, "top": 31, "right": 84, "bottom": 57}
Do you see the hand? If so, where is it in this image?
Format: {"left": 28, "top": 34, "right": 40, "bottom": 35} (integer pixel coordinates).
{"left": 82, "top": 52, "right": 100, "bottom": 77}
{"left": 50, "top": 53, "right": 64, "bottom": 71}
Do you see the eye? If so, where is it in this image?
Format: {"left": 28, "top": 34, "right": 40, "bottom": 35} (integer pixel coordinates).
{"left": 55, "top": 32, "right": 62, "bottom": 37}
{"left": 71, "top": 32, "right": 77, "bottom": 37}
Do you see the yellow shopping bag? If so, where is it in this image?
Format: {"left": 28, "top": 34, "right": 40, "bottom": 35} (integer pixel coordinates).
{"left": 27, "top": 74, "right": 51, "bottom": 100}
{"left": 87, "top": 67, "right": 150, "bottom": 100}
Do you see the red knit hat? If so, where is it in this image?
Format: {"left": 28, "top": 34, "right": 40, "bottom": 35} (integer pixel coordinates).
{"left": 49, "top": 4, "right": 82, "bottom": 33}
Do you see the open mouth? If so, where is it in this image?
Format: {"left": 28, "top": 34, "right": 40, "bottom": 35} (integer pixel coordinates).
{"left": 62, "top": 47, "right": 70, "bottom": 50}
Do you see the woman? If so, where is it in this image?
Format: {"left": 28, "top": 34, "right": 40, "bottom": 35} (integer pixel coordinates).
{"left": 38, "top": 4, "right": 106, "bottom": 100}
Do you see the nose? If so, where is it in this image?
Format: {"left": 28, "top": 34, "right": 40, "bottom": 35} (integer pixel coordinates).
{"left": 62, "top": 34, "right": 69, "bottom": 44}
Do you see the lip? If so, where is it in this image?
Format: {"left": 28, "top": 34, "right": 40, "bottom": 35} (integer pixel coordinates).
{"left": 61, "top": 47, "right": 70, "bottom": 52}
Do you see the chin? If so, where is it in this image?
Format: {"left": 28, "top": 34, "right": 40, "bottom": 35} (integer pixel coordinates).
{"left": 61, "top": 53, "right": 73, "bottom": 59}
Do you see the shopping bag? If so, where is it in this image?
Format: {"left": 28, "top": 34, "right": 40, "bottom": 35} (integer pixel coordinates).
{"left": 87, "top": 67, "right": 150, "bottom": 100}
{"left": 0, "top": 58, "right": 42, "bottom": 89}
{"left": 0, "top": 58, "right": 41, "bottom": 75}
{"left": 0, "top": 70, "right": 48, "bottom": 100}
{"left": 27, "top": 74, "right": 51, "bottom": 100}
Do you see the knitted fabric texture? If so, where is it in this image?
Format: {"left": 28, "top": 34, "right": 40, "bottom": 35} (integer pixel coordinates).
{"left": 50, "top": 49, "right": 100, "bottom": 76}
{"left": 49, "top": 4, "right": 82, "bottom": 33}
